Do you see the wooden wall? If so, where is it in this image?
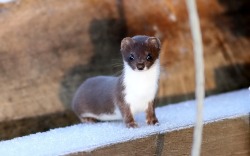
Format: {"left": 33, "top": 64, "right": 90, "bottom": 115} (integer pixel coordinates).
{"left": 0, "top": 0, "right": 249, "bottom": 138}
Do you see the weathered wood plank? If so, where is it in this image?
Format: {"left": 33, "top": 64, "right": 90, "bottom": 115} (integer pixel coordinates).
{"left": 0, "top": 0, "right": 249, "bottom": 124}
{"left": 73, "top": 116, "right": 249, "bottom": 156}
{"left": 0, "top": 89, "right": 249, "bottom": 155}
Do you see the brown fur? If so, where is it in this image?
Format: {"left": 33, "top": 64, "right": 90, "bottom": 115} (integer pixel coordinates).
{"left": 71, "top": 35, "right": 161, "bottom": 128}
{"left": 121, "top": 36, "right": 161, "bottom": 71}
{"left": 72, "top": 76, "right": 117, "bottom": 116}
{"left": 115, "top": 74, "right": 138, "bottom": 128}
{"left": 146, "top": 100, "right": 159, "bottom": 125}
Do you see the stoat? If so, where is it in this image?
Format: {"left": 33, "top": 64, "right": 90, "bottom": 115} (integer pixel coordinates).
{"left": 71, "top": 35, "right": 161, "bottom": 128}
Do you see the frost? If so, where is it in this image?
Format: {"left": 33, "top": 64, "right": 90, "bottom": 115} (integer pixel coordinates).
{"left": 0, "top": 88, "right": 249, "bottom": 155}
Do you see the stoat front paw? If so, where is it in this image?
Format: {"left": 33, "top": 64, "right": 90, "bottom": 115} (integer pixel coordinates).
{"left": 146, "top": 118, "right": 159, "bottom": 126}
{"left": 126, "top": 122, "right": 138, "bottom": 128}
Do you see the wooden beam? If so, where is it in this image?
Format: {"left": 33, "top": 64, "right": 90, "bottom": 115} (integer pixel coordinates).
{"left": 0, "top": 89, "right": 249, "bottom": 155}
{"left": 72, "top": 116, "right": 249, "bottom": 156}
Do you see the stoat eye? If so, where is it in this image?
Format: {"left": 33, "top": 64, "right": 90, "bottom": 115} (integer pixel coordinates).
{"left": 146, "top": 54, "right": 153, "bottom": 61}
{"left": 129, "top": 54, "right": 135, "bottom": 61}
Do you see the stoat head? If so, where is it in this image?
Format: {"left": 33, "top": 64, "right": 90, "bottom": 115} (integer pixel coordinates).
{"left": 120, "top": 35, "right": 161, "bottom": 71}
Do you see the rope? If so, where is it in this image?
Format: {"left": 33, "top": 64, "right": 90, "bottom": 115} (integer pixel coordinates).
{"left": 185, "top": 0, "right": 205, "bottom": 156}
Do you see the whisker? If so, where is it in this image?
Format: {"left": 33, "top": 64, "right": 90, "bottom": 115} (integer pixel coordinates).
{"left": 111, "top": 62, "right": 123, "bottom": 67}
{"left": 112, "top": 64, "right": 123, "bottom": 68}
{"left": 112, "top": 70, "right": 123, "bottom": 77}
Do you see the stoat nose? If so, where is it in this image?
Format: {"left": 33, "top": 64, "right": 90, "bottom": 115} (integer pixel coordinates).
{"left": 136, "top": 63, "right": 145, "bottom": 70}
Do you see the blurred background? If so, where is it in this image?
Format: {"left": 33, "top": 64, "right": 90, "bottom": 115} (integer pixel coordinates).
{"left": 0, "top": 0, "right": 249, "bottom": 140}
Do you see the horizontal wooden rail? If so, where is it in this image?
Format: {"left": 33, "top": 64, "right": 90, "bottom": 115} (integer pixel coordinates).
{"left": 0, "top": 89, "right": 249, "bottom": 155}
{"left": 74, "top": 116, "right": 249, "bottom": 156}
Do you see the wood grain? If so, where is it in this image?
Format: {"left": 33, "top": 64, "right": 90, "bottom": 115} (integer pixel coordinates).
{"left": 71, "top": 116, "right": 250, "bottom": 156}
{"left": 0, "top": 0, "right": 249, "bottom": 123}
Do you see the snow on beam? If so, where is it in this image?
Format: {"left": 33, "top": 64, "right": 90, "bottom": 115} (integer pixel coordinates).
{"left": 0, "top": 89, "right": 249, "bottom": 155}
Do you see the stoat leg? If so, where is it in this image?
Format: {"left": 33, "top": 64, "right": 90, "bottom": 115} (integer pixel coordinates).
{"left": 146, "top": 100, "right": 159, "bottom": 125}
{"left": 118, "top": 102, "right": 138, "bottom": 128}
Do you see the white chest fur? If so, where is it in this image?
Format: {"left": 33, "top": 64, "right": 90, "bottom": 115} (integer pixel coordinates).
{"left": 123, "top": 59, "right": 160, "bottom": 115}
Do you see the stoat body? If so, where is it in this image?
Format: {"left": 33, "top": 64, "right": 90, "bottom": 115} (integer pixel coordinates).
{"left": 72, "top": 35, "right": 161, "bottom": 127}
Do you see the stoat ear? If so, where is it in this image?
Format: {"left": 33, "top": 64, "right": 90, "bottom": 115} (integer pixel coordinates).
{"left": 121, "top": 37, "right": 134, "bottom": 51}
{"left": 146, "top": 37, "right": 161, "bottom": 51}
